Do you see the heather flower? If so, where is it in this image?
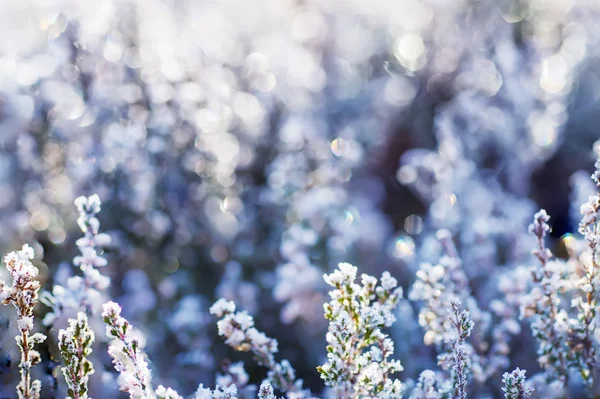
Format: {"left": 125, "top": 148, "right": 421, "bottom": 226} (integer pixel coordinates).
{"left": 501, "top": 368, "right": 533, "bottom": 399}
{"left": 317, "top": 263, "right": 403, "bottom": 399}
{"left": 0, "top": 245, "right": 46, "bottom": 399}
{"left": 524, "top": 210, "right": 570, "bottom": 383}
{"left": 257, "top": 381, "right": 276, "bottom": 399}
{"left": 210, "top": 300, "right": 307, "bottom": 396}
{"left": 410, "top": 231, "right": 496, "bottom": 383}
{"left": 42, "top": 194, "right": 111, "bottom": 325}
{"left": 409, "top": 370, "right": 448, "bottom": 399}
{"left": 155, "top": 385, "right": 183, "bottom": 399}
{"left": 58, "top": 312, "right": 95, "bottom": 399}
{"left": 195, "top": 384, "right": 238, "bottom": 399}
{"left": 567, "top": 150, "right": 600, "bottom": 386}
{"left": 449, "top": 299, "right": 473, "bottom": 399}
{"left": 102, "top": 301, "right": 154, "bottom": 398}
{"left": 215, "top": 362, "right": 249, "bottom": 390}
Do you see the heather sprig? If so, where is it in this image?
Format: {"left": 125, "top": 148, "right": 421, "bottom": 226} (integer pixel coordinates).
{"left": 73, "top": 195, "right": 111, "bottom": 297}
{"left": 42, "top": 194, "right": 111, "bottom": 325}
{"left": 58, "top": 312, "right": 95, "bottom": 399}
{"left": 449, "top": 299, "right": 473, "bottom": 399}
{"left": 410, "top": 231, "right": 494, "bottom": 383}
{"left": 194, "top": 384, "right": 238, "bottom": 399}
{"left": 0, "top": 245, "right": 46, "bottom": 399}
{"left": 210, "top": 299, "right": 306, "bottom": 395}
{"left": 568, "top": 151, "right": 600, "bottom": 386}
{"left": 501, "top": 368, "right": 533, "bottom": 399}
{"left": 102, "top": 301, "right": 155, "bottom": 399}
{"left": 103, "top": 301, "right": 189, "bottom": 399}
{"left": 524, "top": 210, "right": 570, "bottom": 383}
{"left": 316, "top": 263, "right": 403, "bottom": 399}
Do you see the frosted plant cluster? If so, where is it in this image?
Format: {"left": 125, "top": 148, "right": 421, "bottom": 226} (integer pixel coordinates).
{"left": 2, "top": 0, "right": 600, "bottom": 398}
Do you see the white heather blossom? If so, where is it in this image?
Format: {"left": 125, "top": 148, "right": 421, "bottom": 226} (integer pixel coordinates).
{"left": 318, "top": 263, "right": 403, "bottom": 399}
{"left": 41, "top": 194, "right": 111, "bottom": 325}
{"left": 257, "top": 381, "right": 276, "bottom": 399}
{"left": 449, "top": 299, "right": 474, "bottom": 399}
{"left": 195, "top": 384, "right": 238, "bottom": 399}
{"left": 410, "top": 233, "right": 493, "bottom": 383}
{"left": 501, "top": 368, "right": 533, "bottom": 399}
{"left": 322, "top": 262, "right": 357, "bottom": 287}
{"left": 210, "top": 299, "right": 308, "bottom": 396}
{"left": 17, "top": 316, "right": 34, "bottom": 332}
{"left": 102, "top": 301, "right": 154, "bottom": 399}
{"left": 564, "top": 150, "right": 600, "bottom": 388}
{"left": 155, "top": 385, "right": 183, "bottom": 399}
{"left": 1, "top": 245, "right": 46, "bottom": 399}
{"left": 58, "top": 312, "right": 95, "bottom": 399}
{"left": 521, "top": 154, "right": 600, "bottom": 393}
{"left": 523, "top": 211, "right": 570, "bottom": 382}
{"left": 210, "top": 298, "right": 237, "bottom": 317}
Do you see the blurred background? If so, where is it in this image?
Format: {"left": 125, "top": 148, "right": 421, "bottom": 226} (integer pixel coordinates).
{"left": 0, "top": 0, "right": 599, "bottom": 397}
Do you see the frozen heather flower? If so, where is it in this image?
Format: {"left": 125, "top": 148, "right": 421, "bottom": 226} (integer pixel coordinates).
{"left": 195, "top": 384, "right": 238, "bottom": 399}
{"left": 593, "top": 150, "right": 600, "bottom": 188}
{"left": 58, "top": 312, "right": 95, "bottom": 399}
{"left": 410, "top": 238, "right": 488, "bottom": 385}
{"left": 450, "top": 299, "right": 473, "bottom": 399}
{"left": 528, "top": 209, "right": 553, "bottom": 269}
{"left": 524, "top": 211, "right": 569, "bottom": 383}
{"left": 155, "top": 385, "right": 183, "bottom": 399}
{"left": 528, "top": 210, "right": 550, "bottom": 237}
{"left": 18, "top": 244, "right": 35, "bottom": 261}
{"left": 74, "top": 247, "right": 108, "bottom": 268}
{"left": 409, "top": 370, "right": 446, "bottom": 399}
{"left": 258, "top": 381, "right": 276, "bottom": 399}
{"left": 322, "top": 262, "right": 357, "bottom": 287}
{"left": 75, "top": 194, "right": 102, "bottom": 233}
{"left": 17, "top": 316, "right": 34, "bottom": 332}
{"left": 317, "top": 263, "right": 403, "bottom": 399}
{"left": 209, "top": 298, "right": 236, "bottom": 317}
{"left": 1, "top": 245, "right": 46, "bottom": 399}
{"left": 102, "top": 301, "right": 153, "bottom": 398}
{"left": 501, "top": 368, "right": 533, "bottom": 399}
{"left": 42, "top": 194, "right": 111, "bottom": 325}
{"left": 380, "top": 271, "right": 398, "bottom": 291}
{"left": 568, "top": 151, "right": 600, "bottom": 387}
{"left": 211, "top": 299, "right": 305, "bottom": 395}
{"left": 214, "top": 361, "right": 259, "bottom": 398}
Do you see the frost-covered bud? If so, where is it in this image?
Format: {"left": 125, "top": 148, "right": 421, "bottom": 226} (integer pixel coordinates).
{"left": 323, "top": 262, "right": 357, "bottom": 287}
{"left": 528, "top": 210, "right": 550, "bottom": 238}
{"left": 258, "top": 381, "right": 276, "bottom": 399}
{"left": 155, "top": 385, "right": 183, "bottom": 399}
{"left": 195, "top": 384, "right": 238, "bottom": 399}
{"left": 210, "top": 298, "right": 236, "bottom": 317}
